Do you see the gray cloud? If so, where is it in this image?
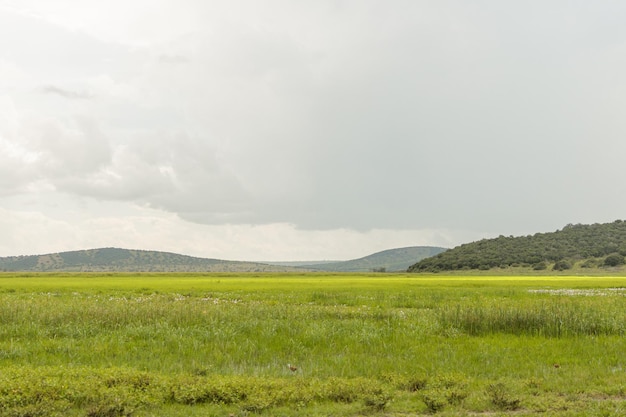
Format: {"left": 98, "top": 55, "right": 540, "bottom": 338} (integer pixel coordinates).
{"left": 157, "top": 54, "right": 190, "bottom": 64}
{"left": 39, "top": 85, "right": 94, "bottom": 100}
{"left": 2, "top": 1, "right": 626, "bottom": 241}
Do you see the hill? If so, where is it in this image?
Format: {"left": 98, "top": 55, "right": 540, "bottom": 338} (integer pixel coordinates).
{"left": 408, "top": 220, "right": 626, "bottom": 272}
{"left": 0, "top": 248, "right": 303, "bottom": 273}
{"left": 297, "top": 246, "right": 447, "bottom": 272}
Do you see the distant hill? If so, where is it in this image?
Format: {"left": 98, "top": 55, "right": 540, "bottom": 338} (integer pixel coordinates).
{"left": 408, "top": 220, "right": 626, "bottom": 272}
{"left": 296, "top": 246, "right": 448, "bottom": 272}
{"left": 262, "top": 260, "right": 339, "bottom": 267}
{"left": 0, "top": 248, "right": 303, "bottom": 273}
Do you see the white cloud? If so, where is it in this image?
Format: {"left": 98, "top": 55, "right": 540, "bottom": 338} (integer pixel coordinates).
{"left": 0, "top": 95, "right": 18, "bottom": 139}
{"left": 2, "top": 1, "right": 626, "bottom": 259}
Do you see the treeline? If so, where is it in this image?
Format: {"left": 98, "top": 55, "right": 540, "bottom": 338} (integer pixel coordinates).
{"left": 408, "top": 220, "right": 626, "bottom": 272}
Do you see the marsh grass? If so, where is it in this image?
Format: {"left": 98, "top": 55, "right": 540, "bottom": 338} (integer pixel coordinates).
{"left": 0, "top": 273, "right": 624, "bottom": 415}
{"left": 438, "top": 295, "right": 625, "bottom": 336}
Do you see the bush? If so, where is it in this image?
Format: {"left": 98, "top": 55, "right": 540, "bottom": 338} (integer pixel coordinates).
{"left": 486, "top": 382, "right": 520, "bottom": 411}
{"left": 362, "top": 388, "right": 392, "bottom": 412}
{"left": 552, "top": 260, "right": 572, "bottom": 271}
{"left": 405, "top": 376, "right": 428, "bottom": 392}
{"left": 532, "top": 261, "right": 547, "bottom": 270}
{"left": 421, "top": 392, "right": 447, "bottom": 413}
{"left": 581, "top": 259, "right": 599, "bottom": 268}
{"left": 86, "top": 399, "right": 135, "bottom": 417}
{"left": 379, "top": 372, "right": 427, "bottom": 392}
{"left": 604, "top": 253, "right": 625, "bottom": 267}
{"left": 322, "top": 377, "right": 380, "bottom": 403}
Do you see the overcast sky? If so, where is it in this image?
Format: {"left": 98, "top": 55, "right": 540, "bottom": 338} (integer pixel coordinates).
{"left": 1, "top": 1, "right": 625, "bottom": 261}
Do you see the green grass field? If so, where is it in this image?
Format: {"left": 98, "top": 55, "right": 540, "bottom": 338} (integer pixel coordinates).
{"left": 0, "top": 273, "right": 624, "bottom": 416}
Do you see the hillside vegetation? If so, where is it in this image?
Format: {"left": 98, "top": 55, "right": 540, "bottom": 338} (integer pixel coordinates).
{"left": 299, "top": 246, "right": 447, "bottom": 272}
{"left": 408, "top": 220, "right": 626, "bottom": 272}
{"left": 0, "top": 248, "right": 301, "bottom": 273}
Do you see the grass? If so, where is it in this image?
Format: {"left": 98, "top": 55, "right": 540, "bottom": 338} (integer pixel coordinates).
{"left": 0, "top": 273, "right": 624, "bottom": 416}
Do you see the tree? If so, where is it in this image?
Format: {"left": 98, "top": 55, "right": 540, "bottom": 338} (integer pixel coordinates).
{"left": 604, "top": 253, "right": 625, "bottom": 267}
{"left": 552, "top": 260, "right": 572, "bottom": 271}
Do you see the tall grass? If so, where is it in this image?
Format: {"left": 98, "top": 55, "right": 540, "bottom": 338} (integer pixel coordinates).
{"left": 0, "top": 273, "right": 624, "bottom": 415}
{"left": 0, "top": 291, "right": 435, "bottom": 376}
{"left": 438, "top": 296, "right": 626, "bottom": 337}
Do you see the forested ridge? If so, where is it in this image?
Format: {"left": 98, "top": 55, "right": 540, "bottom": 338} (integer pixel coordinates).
{"left": 408, "top": 220, "right": 626, "bottom": 272}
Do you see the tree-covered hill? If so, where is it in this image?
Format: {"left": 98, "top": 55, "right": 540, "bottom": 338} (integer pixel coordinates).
{"left": 408, "top": 220, "right": 626, "bottom": 272}
{"left": 0, "top": 248, "right": 303, "bottom": 273}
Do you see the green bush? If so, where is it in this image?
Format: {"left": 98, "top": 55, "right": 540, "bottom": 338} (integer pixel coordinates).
{"left": 421, "top": 392, "right": 447, "bottom": 413}
{"left": 604, "top": 253, "right": 625, "bottom": 267}
{"left": 552, "top": 260, "right": 572, "bottom": 271}
{"left": 86, "top": 398, "right": 135, "bottom": 417}
{"left": 486, "top": 382, "right": 520, "bottom": 411}
{"left": 581, "top": 258, "right": 599, "bottom": 268}
{"left": 322, "top": 377, "right": 381, "bottom": 403}
{"left": 167, "top": 376, "right": 246, "bottom": 405}
{"left": 405, "top": 376, "right": 428, "bottom": 392}
{"left": 362, "top": 388, "right": 392, "bottom": 412}
{"left": 379, "top": 372, "right": 427, "bottom": 392}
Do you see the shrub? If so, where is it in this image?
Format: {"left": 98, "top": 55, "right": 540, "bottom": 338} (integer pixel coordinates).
{"left": 86, "top": 400, "right": 134, "bottom": 417}
{"left": 604, "top": 253, "right": 625, "bottom": 267}
{"left": 362, "top": 388, "right": 392, "bottom": 412}
{"left": 486, "top": 382, "right": 520, "bottom": 411}
{"left": 379, "top": 372, "right": 427, "bottom": 392}
{"left": 322, "top": 377, "right": 380, "bottom": 403}
{"left": 405, "top": 376, "right": 428, "bottom": 392}
{"left": 421, "top": 392, "right": 447, "bottom": 413}
{"left": 581, "top": 259, "right": 599, "bottom": 268}
{"left": 532, "top": 261, "right": 547, "bottom": 270}
{"left": 241, "top": 391, "right": 275, "bottom": 413}
{"left": 167, "top": 376, "right": 246, "bottom": 405}
{"left": 552, "top": 260, "right": 571, "bottom": 271}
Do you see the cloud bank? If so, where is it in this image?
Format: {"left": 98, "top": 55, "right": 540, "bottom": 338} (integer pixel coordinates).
{"left": 1, "top": 1, "right": 626, "bottom": 258}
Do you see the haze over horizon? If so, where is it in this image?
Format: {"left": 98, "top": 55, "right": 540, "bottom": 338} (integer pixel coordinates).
{"left": 1, "top": 1, "right": 626, "bottom": 261}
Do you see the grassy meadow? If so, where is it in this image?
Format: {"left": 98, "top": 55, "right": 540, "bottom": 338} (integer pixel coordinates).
{"left": 0, "top": 273, "right": 624, "bottom": 416}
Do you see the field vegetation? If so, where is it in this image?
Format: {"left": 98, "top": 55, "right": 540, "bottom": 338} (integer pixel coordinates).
{"left": 0, "top": 273, "right": 624, "bottom": 416}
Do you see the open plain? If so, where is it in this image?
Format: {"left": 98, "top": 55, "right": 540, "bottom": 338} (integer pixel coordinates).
{"left": 0, "top": 273, "right": 624, "bottom": 416}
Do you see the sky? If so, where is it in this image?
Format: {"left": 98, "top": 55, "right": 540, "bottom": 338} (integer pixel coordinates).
{"left": 1, "top": 1, "right": 626, "bottom": 261}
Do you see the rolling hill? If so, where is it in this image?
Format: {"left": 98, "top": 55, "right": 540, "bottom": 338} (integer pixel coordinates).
{"left": 296, "top": 246, "right": 447, "bottom": 272}
{"left": 408, "top": 220, "right": 626, "bottom": 272}
{"left": 0, "top": 248, "right": 302, "bottom": 273}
